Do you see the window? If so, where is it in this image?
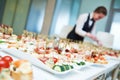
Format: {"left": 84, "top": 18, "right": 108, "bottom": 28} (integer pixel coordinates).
{"left": 114, "top": 0, "right": 120, "bottom": 9}
{"left": 25, "top": 0, "right": 47, "bottom": 33}
{"left": 108, "top": 0, "right": 120, "bottom": 49}
{"left": 110, "top": 12, "right": 120, "bottom": 49}
{"left": 49, "top": 0, "right": 81, "bottom": 35}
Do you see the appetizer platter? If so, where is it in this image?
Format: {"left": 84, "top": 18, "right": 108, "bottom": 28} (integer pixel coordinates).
{"left": 0, "top": 25, "right": 120, "bottom": 75}
{"left": 0, "top": 51, "right": 33, "bottom": 80}
{"left": 1, "top": 48, "right": 91, "bottom": 74}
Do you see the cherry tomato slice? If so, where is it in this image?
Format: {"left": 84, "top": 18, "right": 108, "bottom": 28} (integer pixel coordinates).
{"left": 2, "top": 56, "right": 13, "bottom": 63}
{"left": 53, "top": 57, "right": 58, "bottom": 64}
{"left": 0, "top": 59, "right": 10, "bottom": 68}
{"left": 0, "top": 67, "right": 1, "bottom": 72}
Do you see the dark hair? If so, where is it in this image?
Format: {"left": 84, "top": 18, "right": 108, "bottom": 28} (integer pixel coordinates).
{"left": 94, "top": 6, "right": 107, "bottom": 15}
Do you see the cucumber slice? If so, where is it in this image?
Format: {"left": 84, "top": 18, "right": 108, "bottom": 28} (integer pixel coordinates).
{"left": 63, "top": 64, "right": 70, "bottom": 70}
{"left": 70, "top": 65, "right": 73, "bottom": 69}
{"left": 76, "top": 61, "right": 85, "bottom": 66}
{"left": 53, "top": 64, "right": 74, "bottom": 72}
{"left": 63, "top": 64, "right": 73, "bottom": 70}
{"left": 76, "top": 63, "right": 81, "bottom": 65}
{"left": 0, "top": 40, "right": 5, "bottom": 43}
{"left": 80, "top": 61, "right": 85, "bottom": 65}
{"left": 53, "top": 65, "right": 65, "bottom": 72}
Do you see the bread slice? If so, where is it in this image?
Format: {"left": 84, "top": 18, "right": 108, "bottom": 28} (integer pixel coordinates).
{"left": 10, "top": 60, "right": 33, "bottom": 80}
{"left": 11, "top": 71, "right": 32, "bottom": 80}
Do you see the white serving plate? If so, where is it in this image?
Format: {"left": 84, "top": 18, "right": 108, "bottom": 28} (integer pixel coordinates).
{"left": 74, "top": 62, "right": 93, "bottom": 70}
{"left": 1, "top": 48, "right": 95, "bottom": 75}
{"left": 1, "top": 48, "right": 74, "bottom": 75}
{"left": 105, "top": 55, "right": 120, "bottom": 61}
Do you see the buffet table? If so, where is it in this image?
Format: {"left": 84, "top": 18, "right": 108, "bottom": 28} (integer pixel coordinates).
{"left": 0, "top": 48, "right": 119, "bottom": 80}
{"left": 0, "top": 27, "right": 120, "bottom": 80}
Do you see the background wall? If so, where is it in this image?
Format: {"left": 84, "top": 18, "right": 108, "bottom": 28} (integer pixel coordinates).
{"left": 2, "top": 0, "right": 30, "bottom": 35}
{"left": 0, "top": 0, "right": 112, "bottom": 36}
{"left": 2, "top": 0, "right": 17, "bottom": 26}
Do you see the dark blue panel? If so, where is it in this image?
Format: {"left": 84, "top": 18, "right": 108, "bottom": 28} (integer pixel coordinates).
{"left": 0, "top": 0, "right": 6, "bottom": 23}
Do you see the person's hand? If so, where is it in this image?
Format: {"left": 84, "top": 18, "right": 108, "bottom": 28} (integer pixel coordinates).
{"left": 86, "top": 33, "right": 97, "bottom": 41}
{"left": 86, "top": 33, "right": 102, "bottom": 46}
{"left": 97, "top": 40, "right": 102, "bottom": 46}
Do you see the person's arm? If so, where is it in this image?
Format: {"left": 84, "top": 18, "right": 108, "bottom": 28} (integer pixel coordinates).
{"left": 91, "top": 26, "right": 102, "bottom": 46}
{"left": 75, "top": 13, "right": 98, "bottom": 39}
{"left": 87, "top": 27, "right": 102, "bottom": 46}
{"left": 75, "top": 13, "right": 102, "bottom": 46}
{"left": 87, "top": 25, "right": 98, "bottom": 41}
{"left": 75, "top": 14, "right": 97, "bottom": 41}
{"left": 75, "top": 13, "right": 88, "bottom": 37}
{"left": 86, "top": 32, "right": 102, "bottom": 46}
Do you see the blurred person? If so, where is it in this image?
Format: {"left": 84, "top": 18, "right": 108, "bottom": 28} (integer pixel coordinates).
{"left": 67, "top": 6, "right": 107, "bottom": 46}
